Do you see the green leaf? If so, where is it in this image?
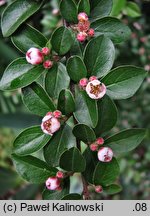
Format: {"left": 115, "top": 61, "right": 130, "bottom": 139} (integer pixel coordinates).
{"left": 74, "top": 87, "right": 98, "bottom": 128}
{"left": 62, "top": 193, "right": 82, "bottom": 200}
{"left": 94, "top": 95, "right": 118, "bottom": 136}
{"left": 102, "top": 66, "right": 147, "bottom": 100}
{"left": 13, "top": 126, "right": 51, "bottom": 156}
{"left": 22, "top": 82, "right": 55, "bottom": 117}
{"left": 12, "top": 154, "right": 57, "bottom": 183}
{"left": 0, "top": 58, "right": 45, "bottom": 91}
{"left": 60, "top": 0, "right": 78, "bottom": 23}
{"left": 67, "top": 56, "right": 87, "bottom": 82}
{"left": 125, "top": 2, "right": 141, "bottom": 18}
{"left": 73, "top": 124, "right": 96, "bottom": 143}
{"left": 111, "top": 0, "right": 126, "bottom": 16}
{"left": 84, "top": 36, "right": 115, "bottom": 78}
{"left": 59, "top": 147, "right": 86, "bottom": 172}
{"left": 103, "top": 184, "right": 122, "bottom": 195}
{"left": 51, "top": 26, "right": 74, "bottom": 55}
{"left": 44, "top": 124, "right": 76, "bottom": 167}
{"left": 91, "top": 17, "right": 131, "bottom": 44}
{"left": 45, "top": 63, "right": 70, "bottom": 99}
{"left": 11, "top": 24, "right": 48, "bottom": 53}
{"left": 93, "top": 157, "right": 120, "bottom": 186}
{"left": 82, "top": 147, "right": 98, "bottom": 183}
{"left": 58, "top": 89, "right": 75, "bottom": 116}
{"left": 89, "top": 0, "right": 113, "bottom": 21}
{"left": 43, "top": 178, "right": 70, "bottom": 200}
{"left": 1, "top": 0, "right": 45, "bottom": 37}
{"left": 105, "top": 129, "right": 146, "bottom": 154}
{"left": 78, "top": 0, "right": 90, "bottom": 15}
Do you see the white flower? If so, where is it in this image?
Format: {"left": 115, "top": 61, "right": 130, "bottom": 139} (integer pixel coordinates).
{"left": 86, "top": 80, "right": 106, "bottom": 99}
{"left": 41, "top": 112, "right": 60, "bottom": 136}
{"left": 46, "top": 177, "right": 61, "bottom": 191}
{"left": 26, "top": 48, "right": 43, "bottom": 65}
{"left": 98, "top": 147, "right": 113, "bottom": 162}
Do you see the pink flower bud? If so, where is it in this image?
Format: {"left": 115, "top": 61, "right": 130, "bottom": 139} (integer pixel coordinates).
{"left": 78, "top": 12, "right": 88, "bottom": 22}
{"left": 46, "top": 177, "right": 61, "bottom": 191}
{"left": 56, "top": 171, "right": 64, "bottom": 179}
{"left": 43, "top": 60, "right": 53, "bottom": 69}
{"left": 88, "top": 28, "right": 95, "bottom": 37}
{"left": 53, "top": 110, "right": 62, "bottom": 118}
{"left": 86, "top": 80, "right": 106, "bottom": 100}
{"left": 26, "top": 48, "right": 44, "bottom": 65}
{"left": 52, "top": 8, "right": 59, "bottom": 16}
{"left": 77, "top": 32, "right": 87, "bottom": 42}
{"left": 98, "top": 147, "right": 113, "bottom": 162}
{"left": 90, "top": 143, "right": 98, "bottom": 151}
{"left": 42, "top": 47, "right": 50, "bottom": 55}
{"left": 41, "top": 112, "right": 60, "bottom": 135}
{"left": 79, "top": 78, "right": 88, "bottom": 87}
{"left": 89, "top": 76, "right": 97, "bottom": 81}
{"left": 0, "top": 0, "right": 6, "bottom": 6}
{"left": 95, "top": 185, "right": 103, "bottom": 193}
{"left": 78, "top": 20, "right": 90, "bottom": 32}
{"left": 96, "top": 137, "right": 104, "bottom": 145}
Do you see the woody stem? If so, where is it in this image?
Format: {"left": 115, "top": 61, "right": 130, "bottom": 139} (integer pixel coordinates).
{"left": 81, "top": 175, "right": 90, "bottom": 200}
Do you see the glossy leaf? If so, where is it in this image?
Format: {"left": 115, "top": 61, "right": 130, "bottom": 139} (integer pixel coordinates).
{"left": 67, "top": 56, "right": 87, "bottom": 82}
{"left": 62, "top": 193, "right": 82, "bottom": 200}
{"left": 1, "top": 0, "right": 44, "bottom": 37}
{"left": 74, "top": 87, "right": 98, "bottom": 128}
{"left": 0, "top": 58, "right": 45, "bottom": 91}
{"left": 51, "top": 26, "right": 74, "bottom": 55}
{"left": 59, "top": 147, "right": 86, "bottom": 172}
{"left": 125, "top": 2, "right": 141, "bottom": 18}
{"left": 78, "top": 0, "right": 90, "bottom": 15}
{"left": 93, "top": 157, "right": 120, "bottom": 186}
{"left": 12, "top": 154, "right": 57, "bottom": 183}
{"left": 11, "top": 24, "right": 48, "bottom": 53}
{"left": 84, "top": 35, "right": 115, "bottom": 78}
{"left": 45, "top": 63, "right": 70, "bottom": 99}
{"left": 105, "top": 129, "right": 146, "bottom": 154}
{"left": 58, "top": 89, "right": 75, "bottom": 116}
{"left": 91, "top": 17, "right": 131, "bottom": 44}
{"left": 44, "top": 124, "right": 76, "bottom": 167}
{"left": 103, "top": 184, "right": 122, "bottom": 195}
{"left": 94, "top": 95, "right": 118, "bottom": 136}
{"left": 102, "top": 66, "right": 147, "bottom": 100}
{"left": 111, "top": 0, "right": 126, "bottom": 16}
{"left": 22, "top": 82, "right": 55, "bottom": 117}
{"left": 13, "top": 126, "right": 51, "bottom": 156}
{"left": 60, "top": 0, "right": 78, "bottom": 23}
{"left": 73, "top": 124, "right": 96, "bottom": 143}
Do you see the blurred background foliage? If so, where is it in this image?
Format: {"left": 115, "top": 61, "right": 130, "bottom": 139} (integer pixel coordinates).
{"left": 0, "top": 0, "right": 149, "bottom": 200}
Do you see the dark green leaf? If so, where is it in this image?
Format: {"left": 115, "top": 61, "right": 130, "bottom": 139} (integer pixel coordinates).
{"left": 58, "top": 89, "right": 75, "bottom": 116}
{"left": 74, "top": 87, "right": 98, "bottom": 128}
{"left": 93, "top": 157, "right": 120, "bottom": 186}
{"left": 78, "top": 0, "right": 90, "bottom": 15}
{"left": 13, "top": 126, "right": 51, "bottom": 156}
{"left": 102, "top": 66, "right": 147, "bottom": 100}
{"left": 45, "top": 63, "right": 70, "bottom": 99}
{"left": 94, "top": 95, "right": 117, "bottom": 136}
{"left": 105, "top": 129, "right": 146, "bottom": 154}
{"left": 60, "top": 0, "right": 78, "bottom": 23}
{"left": 73, "top": 124, "right": 96, "bottom": 143}
{"left": 84, "top": 36, "right": 115, "bottom": 78}
{"left": 59, "top": 147, "right": 86, "bottom": 172}
{"left": 62, "top": 193, "right": 82, "bottom": 200}
{"left": 11, "top": 24, "right": 48, "bottom": 53}
{"left": 1, "top": 0, "right": 44, "bottom": 37}
{"left": 12, "top": 154, "right": 57, "bottom": 183}
{"left": 103, "top": 184, "right": 122, "bottom": 195}
{"left": 91, "top": 17, "right": 131, "bottom": 44}
{"left": 22, "top": 82, "right": 55, "bottom": 117}
{"left": 51, "top": 26, "right": 74, "bottom": 55}
{"left": 44, "top": 124, "right": 76, "bottom": 167}
{"left": 0, "top": 58, "right": 45, "bottom": 91}
{"left": 67, "top": 56, "right": 87, "bottom": 82}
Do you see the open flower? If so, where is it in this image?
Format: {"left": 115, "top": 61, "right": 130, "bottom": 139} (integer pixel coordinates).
{"left": 41, "top": 112, "right": 60, "bottom": 136}
{"left": 26, "top": 48, "right": 44, "bottom": 65}
{"left": 46, "top": 177, "right": 61, "bottom": 191}
{"left": 98, "top": 147, "right": 113, "bottom": 162}
{"left": 86, "top": 80, "right": 106, "bottom": 99}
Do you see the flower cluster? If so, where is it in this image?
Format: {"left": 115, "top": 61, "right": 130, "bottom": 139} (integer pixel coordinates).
{"left": 41, "top": 110, "right": 62, "bottom": 136}
{"left": 79, "top": 76, "right": 106, "bottom": 100}
{"left": 76, "top": 12, "right": 95, "bottom": 42}
{"left": 46, "top": 171, "right": 64, "bottom": 191}
{"left": 26, "top": 47, "right": 53, "bottom": 69}
{"left": 90, "top": 137, "right": 113, "bottom": 163}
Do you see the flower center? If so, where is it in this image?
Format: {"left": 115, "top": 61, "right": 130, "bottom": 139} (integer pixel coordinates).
{"left": 43, "top": 119, "right": 52, "bottom": 132}
{"left": 90, "top": 83, "right": 102, "bottom": 96}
